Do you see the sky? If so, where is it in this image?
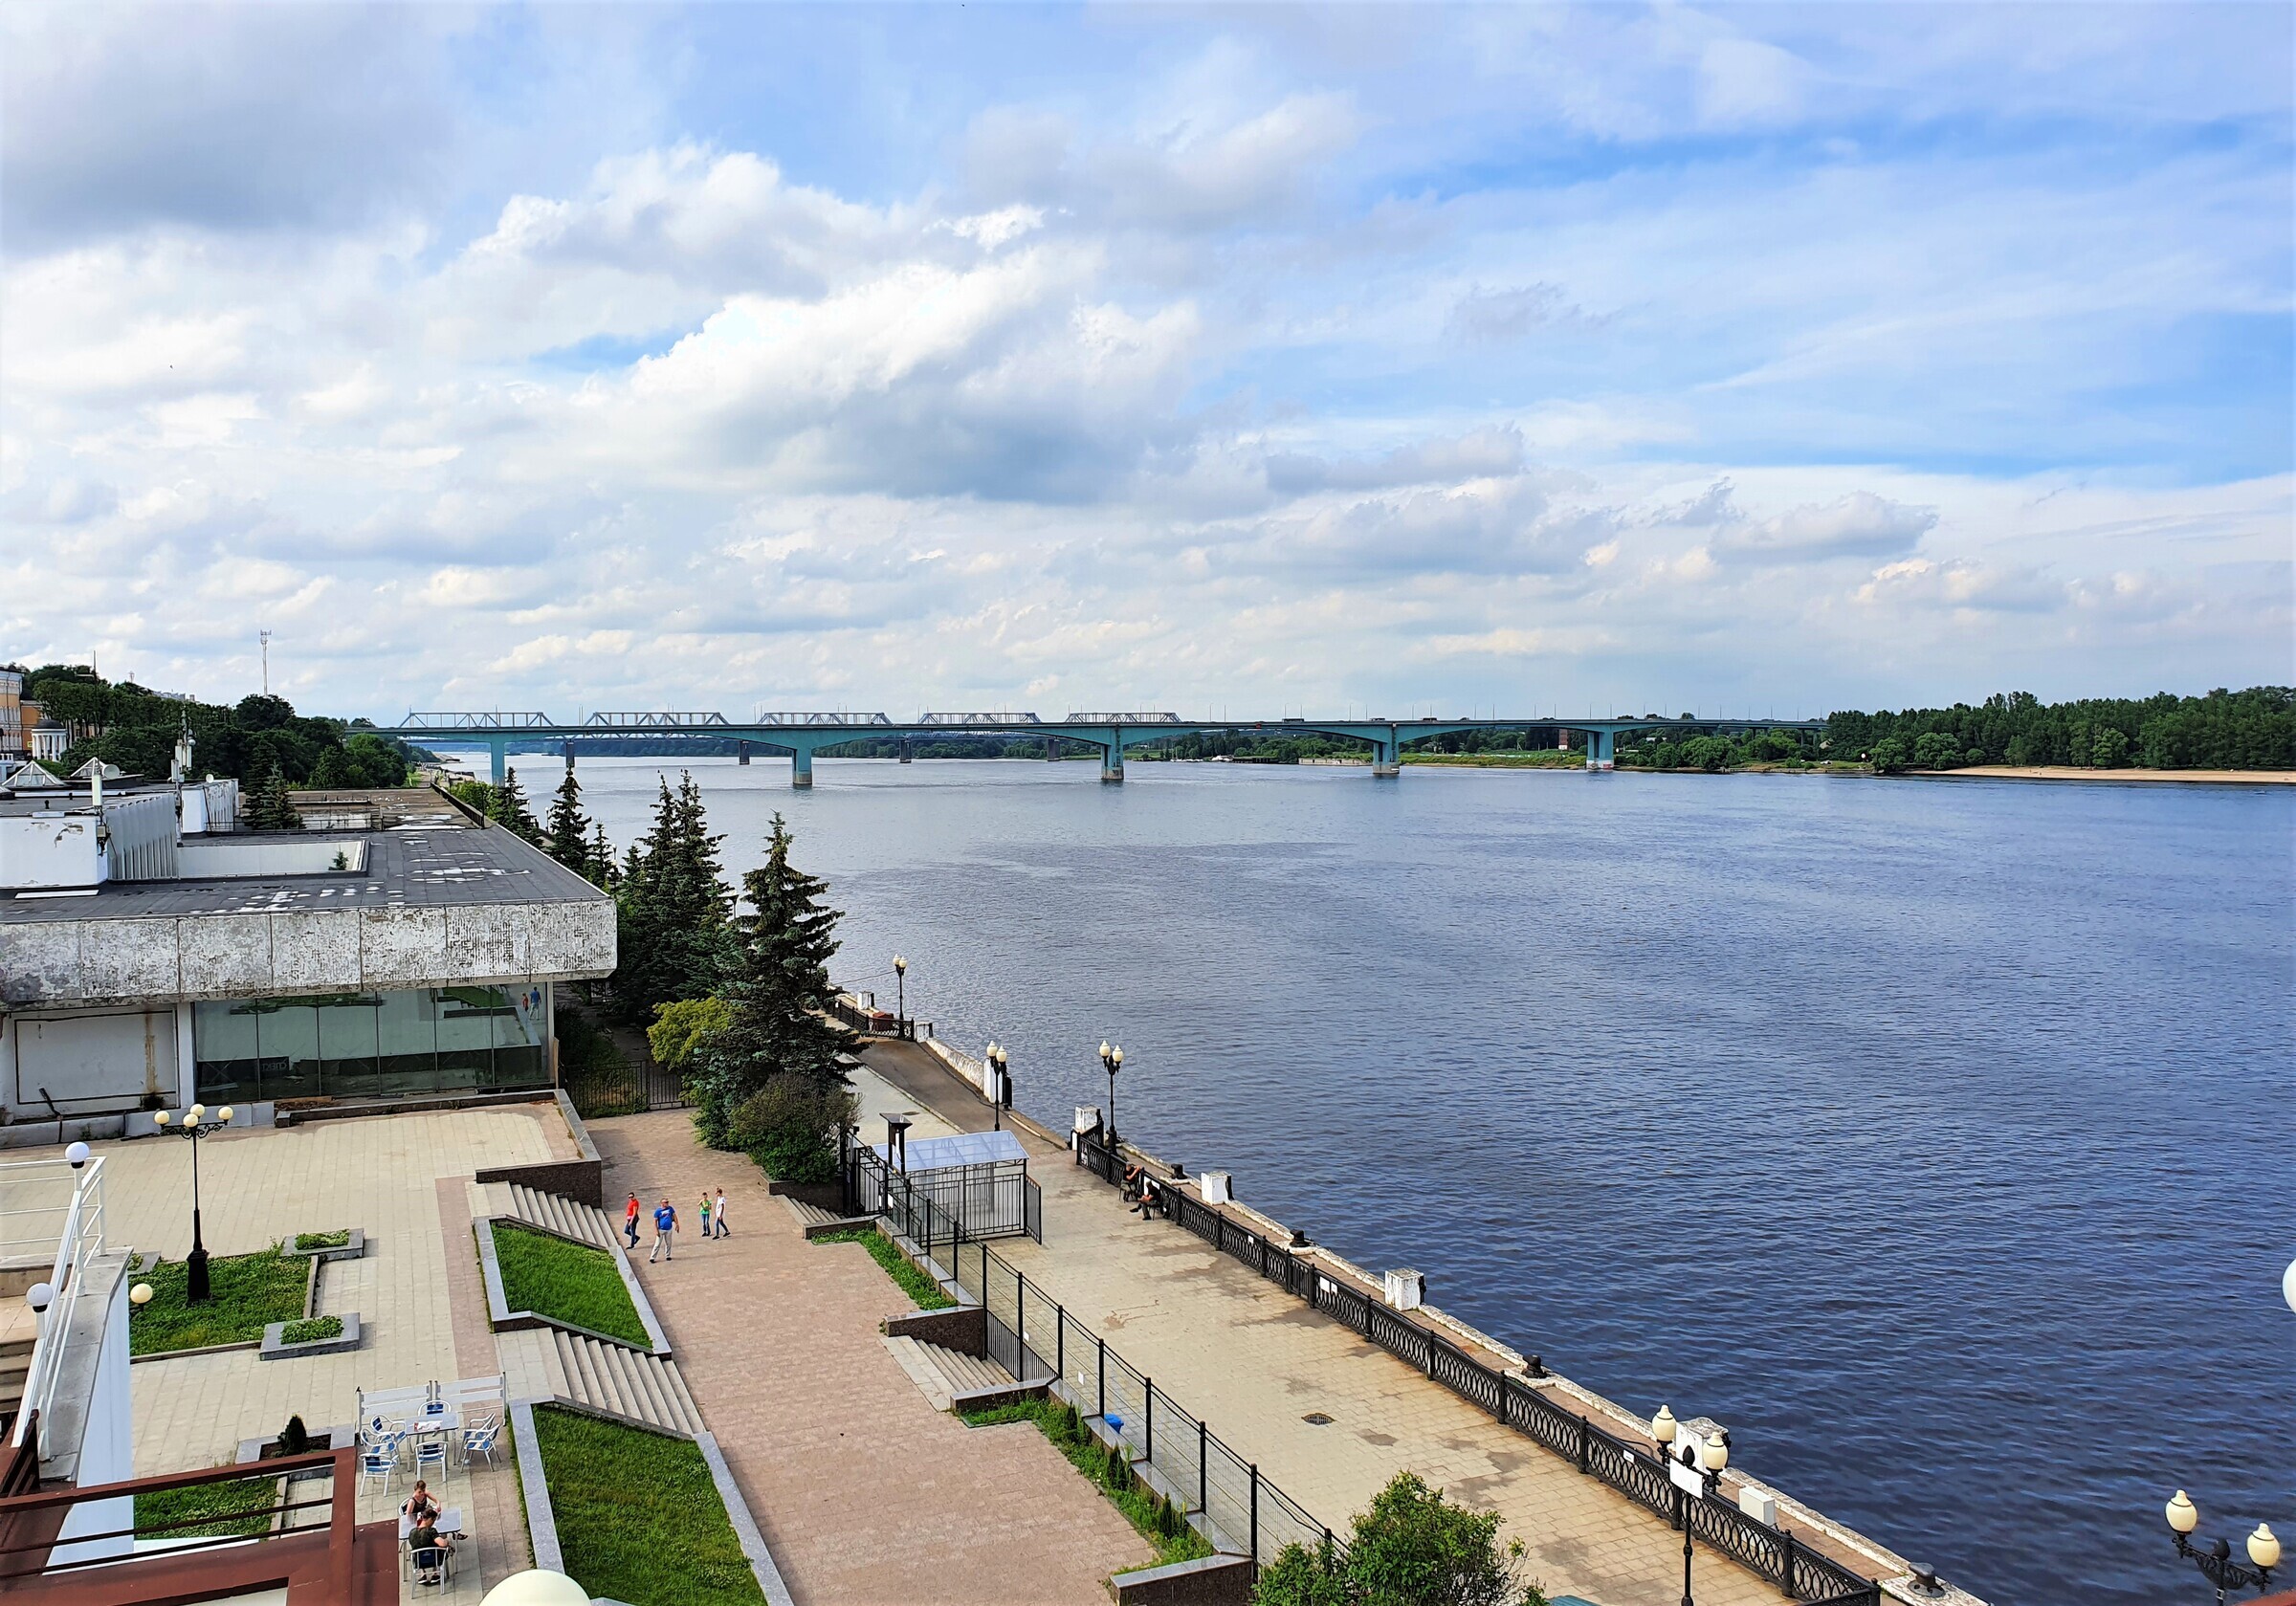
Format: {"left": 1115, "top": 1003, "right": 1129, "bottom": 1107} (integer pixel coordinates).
{"left": 4, "top": 2, "right": 2291, "bottom": 724}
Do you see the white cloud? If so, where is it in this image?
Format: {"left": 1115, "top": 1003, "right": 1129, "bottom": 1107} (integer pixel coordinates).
{"left": 1717, "top": 492, "right": 1937, "bottom": 562}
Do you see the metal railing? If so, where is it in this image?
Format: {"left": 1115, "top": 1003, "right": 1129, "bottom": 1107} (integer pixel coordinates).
{"left": 850, "top": 1147, "right": 1036, "bottom": 1241}
{"left": 11, "top": 1157, "right": 104, "bottom": 1448}
{"left": 846, "top": 1148, "right": 1332, "bottom": 1573}
{"left": 1076, "top": 1141, "right": 1880, "bottom": 1605}
{"left": 750, "top": 711, "right": 894, "bottom": 725}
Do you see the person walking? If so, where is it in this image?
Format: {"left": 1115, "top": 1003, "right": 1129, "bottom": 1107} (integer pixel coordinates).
{"left": 623, "top": 1192, "right": 641, "bottom": 1249}
{"left": 649, "top": 1197, "right": 677, "bottom": 1263}
{"left": 696, "top": 1193, "right": 712, "bottom": 1241}
{"left": 713, "top": 1187, "right": 730, "bottom": 1238}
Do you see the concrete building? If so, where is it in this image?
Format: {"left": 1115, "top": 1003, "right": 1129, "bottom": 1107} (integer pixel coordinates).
{"left": 0, "top": 773, "right": 614, "bottom": 1139}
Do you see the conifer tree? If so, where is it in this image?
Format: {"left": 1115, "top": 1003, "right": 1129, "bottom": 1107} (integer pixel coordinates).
{"left": 487, "top": 766, "right": 543, "bottom": 845}
{"left": 542, "top": 768, "right": 593, "bottom": 879}
{"left": 586, "top": 822, "right": 618, "bottom": 890}
{"left": 610, "top": 773, "right": 731, "bottom": 1025}
{"left": 690, "top": 813, "right": 856, "bottom": 1146}
{"left": 249, "top": 760, "right": 301, "bottom": 831}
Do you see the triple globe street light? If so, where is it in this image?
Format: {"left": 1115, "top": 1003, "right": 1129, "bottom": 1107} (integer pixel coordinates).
{"left": 2166, "top": 1490, "right": 2279, "bottom": 1605}
{"left": 1651, "top": 1405, "right": 1730, "bottom": 1606}
{"left": 1098, "top": 1041, "right": 1123, "bottom": 1150}
{"left": 982, "top": 1043, "right": 1011, "bottom": 1132}
{"left": 153, "top": 1101, "right": 231, "bottom": 1304}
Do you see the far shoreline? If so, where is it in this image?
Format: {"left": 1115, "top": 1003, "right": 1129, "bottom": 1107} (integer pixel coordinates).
{"left": 1906, "top": 765, "right": 2294, "bottom": 786}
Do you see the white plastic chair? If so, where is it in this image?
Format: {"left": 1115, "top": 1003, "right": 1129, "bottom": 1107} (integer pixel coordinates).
{"left": 460, "top": 1418, "right": 500, "bottom": 1468}
{"left": 412, "top": 1432, "right": 451, "bottom": 1481}
{"left": 357, "top": 1446, "right": 397, "bottom": 1500}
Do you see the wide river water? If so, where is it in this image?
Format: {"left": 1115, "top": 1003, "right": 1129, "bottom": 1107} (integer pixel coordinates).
{"left": 514, "top": 753, "right": 2291, "bottom": 1606}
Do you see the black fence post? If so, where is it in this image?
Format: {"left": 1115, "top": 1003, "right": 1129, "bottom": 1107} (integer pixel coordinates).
{"left": 1249, "top": 1463, "right": 1259, "bottom": 1577}
{"left": 1097, "top": 1335, "right": 1106, "bottom": 1419}
{"left": 1576, "top": 1416, "right": 1590, "bottom": 1473}
{"left": 1145, "top": 1379, "right": 1154, "bottom": 1464}
{"left": 1197, "top": 1419, "right": 1207, "bottom": 1514}
{"left": 1055, "top": 1305, "right": 1065, "bottom": 1386}
{"left": 1778, "top": 1529, "right": 1799, "bottom": 1597}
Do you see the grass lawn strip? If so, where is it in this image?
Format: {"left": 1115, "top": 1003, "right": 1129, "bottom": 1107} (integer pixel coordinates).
{"left": 135, "top": 1472, "right": 278, "bottom": 1540}
{"left": 809, "top": 1226, "right": 953, "bottom": 1309}
{"left": 533, "top": 1406, "right": 764, "bottom": 1606}
{"left": 294, "top": 1230, "right": 349, "bottom": 1251}
{"left": 962, "top": 1398, "right": 1214, "bottom": 1568}
{"left": 278, "top": 1315, "right": 343, "bottom": 1345}
{"left": 129, "top": 1243, "right": 307, "bottom": 1355}
{"left": 492, "top": 1221, "right": 651, "bottom": 1349}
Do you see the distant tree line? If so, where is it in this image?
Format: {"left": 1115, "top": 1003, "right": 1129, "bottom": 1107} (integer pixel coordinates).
{"left": 11, "top": 665, "right": 431, "bottom": 792}
{"left": 1827, "top": 688, "right": 2292, "bottom": 772}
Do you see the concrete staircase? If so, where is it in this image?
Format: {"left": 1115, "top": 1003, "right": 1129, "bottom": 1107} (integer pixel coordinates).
{"left": 498, "top": 1327, "right": 704, "bottom": 1437}
{"left": 0, "top": 1301, "right": 35, "bottom": 1431}
{"left": 883, "top": 1336, "right": 1013, "bottom": 1414}
{"left": 506, "top": 1183, "right": 616, "bottom": 1248}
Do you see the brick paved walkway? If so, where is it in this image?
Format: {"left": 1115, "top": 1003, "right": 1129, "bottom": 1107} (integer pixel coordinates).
{"left": 588, "top": 1110, "right": 1154, "bottom": 1606}
{"left": 860, "top": 1043, "right": 1790, "bottom": 1606}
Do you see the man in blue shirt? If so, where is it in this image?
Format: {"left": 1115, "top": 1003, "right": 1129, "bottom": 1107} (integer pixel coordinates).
{"left": 649, "top": 1198, "right": 678, "bottom": 1263}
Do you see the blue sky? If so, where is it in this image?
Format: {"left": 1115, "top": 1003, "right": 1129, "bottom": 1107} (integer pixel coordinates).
{"left": 3, "top": 2, "right": 2289, "bottom": 720}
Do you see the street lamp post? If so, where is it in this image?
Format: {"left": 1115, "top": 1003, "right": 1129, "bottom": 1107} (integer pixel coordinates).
{"left": 984, "top": 1043, "right": 1010, "bottom": 1132}
{"left": 1651, "top": 1408, "right": 1729, "bottom": 1606}
{"left": 893, "top": 956, "right": 908, "bottom": 1036}
{"left": 2167, "top": 1491, "right": 2280, "bottom": 1605}
{"left": 1098, "top": 1041, "right": 1123, "bottom": 1151}
{"left": 153, "top": 1102, "right": 231, "bottom": 1303}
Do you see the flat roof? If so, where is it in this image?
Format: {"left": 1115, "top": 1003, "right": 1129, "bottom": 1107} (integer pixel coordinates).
{"left": 0, "top": 825, "right": 608, "bottom": 924}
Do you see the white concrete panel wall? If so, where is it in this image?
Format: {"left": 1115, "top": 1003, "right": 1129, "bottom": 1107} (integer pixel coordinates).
{"left": 0, "top": 895, "right": 615, "bottom": 1007}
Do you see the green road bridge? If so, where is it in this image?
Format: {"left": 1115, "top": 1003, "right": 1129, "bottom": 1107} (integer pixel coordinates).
{"left": 371, "top": 710, "right": 1829, "bottom": 786}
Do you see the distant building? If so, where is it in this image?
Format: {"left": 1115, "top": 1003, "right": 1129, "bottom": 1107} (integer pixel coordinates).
{"left": 0, "top": 671, "right": 22, "bottom": 759}
{"left": 0, "top": 768, "right": 614, "bottom": 1132}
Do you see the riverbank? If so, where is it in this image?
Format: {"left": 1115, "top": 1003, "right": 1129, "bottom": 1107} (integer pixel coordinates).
{"left": 1909, "top": 765, "right": 2294, "bottom": 785}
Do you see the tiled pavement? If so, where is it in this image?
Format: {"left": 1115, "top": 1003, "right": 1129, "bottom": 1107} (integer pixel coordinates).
{"left": 589, "top": 1110, "right": 1156, "bottom": 1605}
{"left": 859, "top": 1043, "right": 1790, "bottom": 1606}
{"left": 86, "top": 1105, "right": 573, "bottom": 1479}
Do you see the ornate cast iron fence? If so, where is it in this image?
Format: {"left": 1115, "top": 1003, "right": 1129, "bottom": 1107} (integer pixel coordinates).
{"left": 1085, "top": 1147, "right": 1881, "bottom": 1605}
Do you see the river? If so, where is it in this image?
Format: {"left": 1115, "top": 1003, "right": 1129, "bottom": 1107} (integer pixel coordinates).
{"left": 508, "top": 752, "right": 2292, "bottom": 1606}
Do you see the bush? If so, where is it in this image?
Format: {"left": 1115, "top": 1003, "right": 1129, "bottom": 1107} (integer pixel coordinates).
{"left": 728, "top": 1075, "right": 857, "bottom": 1184}
{"left": 1253, "top": 1472, "right": 1547, "bottom": 1606}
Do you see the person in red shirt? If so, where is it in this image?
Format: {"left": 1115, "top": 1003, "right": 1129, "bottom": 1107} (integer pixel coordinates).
{"left": 623, "top": 1192, "right": 641, "bottom": 1248}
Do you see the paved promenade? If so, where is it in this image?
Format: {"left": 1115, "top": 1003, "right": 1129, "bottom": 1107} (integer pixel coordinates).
{"left": 99, "top": 1105, "right": 571, "bottom": 1478}
{"left": 589, "top": 1110, "right": 1154, "bottom": 1605}
{"left": 861, "top": 1042, "right": 1789, "bottom": 1606}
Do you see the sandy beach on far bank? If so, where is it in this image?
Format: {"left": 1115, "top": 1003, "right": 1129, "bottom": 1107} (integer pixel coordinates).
{"left": 1911, "top": 766, "right": 2294, "bottom": 785}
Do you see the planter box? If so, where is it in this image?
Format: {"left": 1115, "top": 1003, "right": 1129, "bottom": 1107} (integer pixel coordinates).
{"left": 236, "top": 1427, "right": 346, "bottom": 1483}
{"left": 284, "top": 1228, "right": 365, "bottom": 1265}
{"left": 260, "top": 1311, "right": 362, "bottom": 1360}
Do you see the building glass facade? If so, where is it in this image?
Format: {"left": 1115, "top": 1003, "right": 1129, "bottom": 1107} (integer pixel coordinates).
{"left": 192, "top": 985, "right": 549, "bottom": 1102}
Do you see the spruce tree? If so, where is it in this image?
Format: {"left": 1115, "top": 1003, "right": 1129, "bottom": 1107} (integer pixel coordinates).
{"left": 250, "top": 760, "right": 300, "bottom": 830}
{"left": 691, "top": 813, "right": 856, "bottom": 1146}
{"left": 488, "top": 766, "right": 543, "bottom": 845}
{"left": 542, "top": 769, "right": 593, "bottom": 878}
{"left": 586, "top": 822, "right": 618, "bottom": 890}
{"left": 610, "top": 773, "right": 731, "bottom": 1025}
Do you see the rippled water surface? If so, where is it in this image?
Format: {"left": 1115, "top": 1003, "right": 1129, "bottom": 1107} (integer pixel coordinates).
{"left": 541, "top": 754, "right": 2292, "bottom": 1606}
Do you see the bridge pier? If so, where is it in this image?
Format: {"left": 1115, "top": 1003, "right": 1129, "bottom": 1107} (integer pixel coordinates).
{"left": 1586, "top": 729, "right": 1615, "bottom": 771}
{"left": 1100, "top": 729, "right": 1125, "bottom": 782}
{"left": 791, "top": 746, "right": 813, "bottom": 789}
{"left": 899, "top": 737, "right": 911, "bottom": 764}
{"left": 563, "top": 741, "right": 575, "bottom": 771}
{"left": 738, "top": 740, "right": 750, "bottom": 766}
{"left": 1047, "top": 737, "right": 1059, "bottom": 761}
{"left": 1372, "top": 727, "right": 1401, "bottom": 779}
{"left": 488, "top": 738, "right": 509, "bottom": 784}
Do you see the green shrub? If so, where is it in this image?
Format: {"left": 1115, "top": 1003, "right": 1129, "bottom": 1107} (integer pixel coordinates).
{"left": 1101, "top": 1441, "right": 1130, "bottom": 1493}
{"left": 728, "top": 1075, "right": 857, "bottom": 1185}
{"left": 1252, "top": 1472, "right": 1548, "bottom": 1606}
